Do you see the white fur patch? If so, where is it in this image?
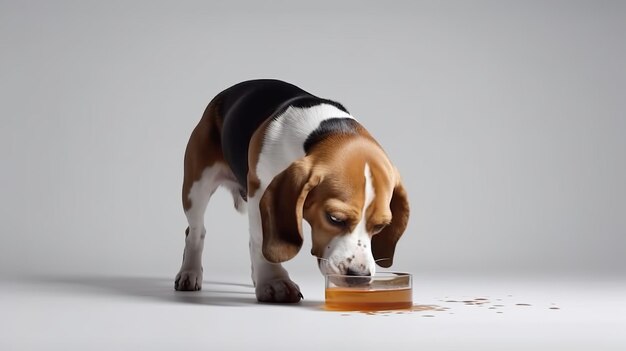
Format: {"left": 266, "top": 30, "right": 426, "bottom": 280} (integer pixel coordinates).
{"left": 179, "top": 165, "right": 244, "bottom": 275}
{"left": 256, "top": 104, "right": 354, "bottom": 188}
{"left": 356, "top": 164, "right": 375, "bottom": 234}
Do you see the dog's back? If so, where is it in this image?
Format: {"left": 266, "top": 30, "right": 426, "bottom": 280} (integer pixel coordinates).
{"left": 218, "top": 79, "right": 312, "bottom": 189}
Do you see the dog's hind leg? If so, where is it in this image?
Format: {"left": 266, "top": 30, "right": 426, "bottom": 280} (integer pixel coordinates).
{"left": 175, "top": 99, "right": 240, "bottom": 291}
{"left": 176, "top": 164, "right": 227, "bottom": 291}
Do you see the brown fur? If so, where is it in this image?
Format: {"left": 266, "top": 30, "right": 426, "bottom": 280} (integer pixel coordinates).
{"left": 371, "top": 176, "right": 409, "bottom": 267}
{"left": 259, "top": 158, "right": 319, "bottom": 263}
{"left": 247, "top": 118, "right": 272, "bottom": 198}
{"left": 182, "top": 97, "right": 227, "bottom": 211}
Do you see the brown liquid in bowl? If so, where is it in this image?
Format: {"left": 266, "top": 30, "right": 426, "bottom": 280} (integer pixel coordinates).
{"left": 325, "top": 287, "right": 413, "bottom": 311}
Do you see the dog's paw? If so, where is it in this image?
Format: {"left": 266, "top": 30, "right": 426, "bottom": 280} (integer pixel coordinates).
{"left": 175, "top": 269, "right": 203, "bottom": 291}
{"left": 255, "top": 279, "right": 303, "bottom": 303}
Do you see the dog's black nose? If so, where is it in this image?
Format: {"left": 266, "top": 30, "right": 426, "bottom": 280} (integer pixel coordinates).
{"left": 344, "top": 268, "right": 371, "bottom": 286}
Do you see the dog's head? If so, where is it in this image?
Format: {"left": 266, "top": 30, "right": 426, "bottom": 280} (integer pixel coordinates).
{"left": 259, "top": 133, "right": 409, "bottom": 279}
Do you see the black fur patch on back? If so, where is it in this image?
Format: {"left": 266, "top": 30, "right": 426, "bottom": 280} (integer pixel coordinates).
{"left": 217, "top": 79, "right": 352, "bottom": 190}
{"left": 304, "top": 118, "right": 359, "bottom": 153}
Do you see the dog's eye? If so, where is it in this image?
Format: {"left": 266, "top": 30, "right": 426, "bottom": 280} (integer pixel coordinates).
{"left": 326, "top": 213, "right": 347, "bottom": 227}
{"left": 372, "top": 224, "right": 387, "bottom": 234}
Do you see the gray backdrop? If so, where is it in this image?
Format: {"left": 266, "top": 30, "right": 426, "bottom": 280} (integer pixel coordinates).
{"left": 1, "top": 0, "right": 624, "bottom": 280}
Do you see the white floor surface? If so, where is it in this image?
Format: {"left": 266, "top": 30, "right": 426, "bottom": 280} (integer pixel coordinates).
{"left": 2, "top": 273, "right": 625, "bottom": 350}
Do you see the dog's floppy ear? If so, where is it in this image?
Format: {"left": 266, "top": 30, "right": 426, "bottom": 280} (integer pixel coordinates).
{"left": 372, "top": 175, "right": 409, "bottom": 268}
{"left": 260, "top": 157, "right": 322, "bottom": 263}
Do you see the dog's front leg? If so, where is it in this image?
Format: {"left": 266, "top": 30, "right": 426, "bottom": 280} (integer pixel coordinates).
{"left": 248, "top": 196, "right": 303, "bottom": 303}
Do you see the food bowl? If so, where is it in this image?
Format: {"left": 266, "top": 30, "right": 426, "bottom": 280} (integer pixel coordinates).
{"left": 325, "top": 272, "right": 413, "bottom": 311}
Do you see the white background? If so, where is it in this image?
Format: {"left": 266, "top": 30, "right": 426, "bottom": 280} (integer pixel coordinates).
{"left": 1, "top": 1, "right": 625, "bottom": 349}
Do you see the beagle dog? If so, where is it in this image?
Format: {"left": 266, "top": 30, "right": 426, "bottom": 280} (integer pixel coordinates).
{"left": 175, "top": 79, "right": 409, "bottom": 303}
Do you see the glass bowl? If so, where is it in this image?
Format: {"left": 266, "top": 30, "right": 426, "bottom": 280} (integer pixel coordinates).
{"left": 325, "top": 272, "right": 413, "bottom": 311}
